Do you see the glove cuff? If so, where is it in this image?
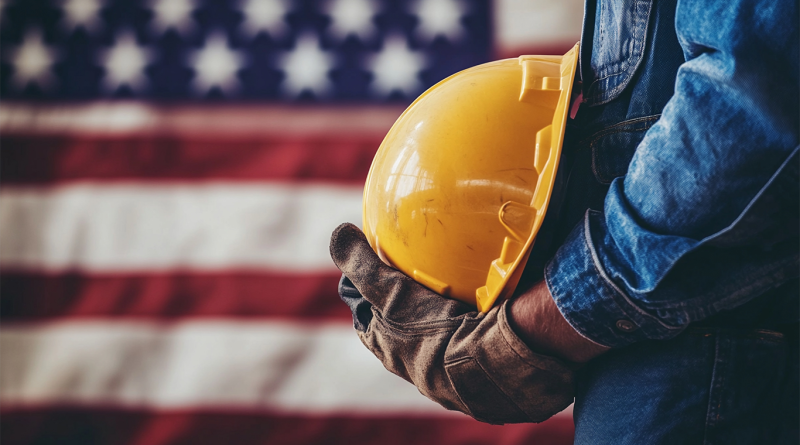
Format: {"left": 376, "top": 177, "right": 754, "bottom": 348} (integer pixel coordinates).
{"left": 444, "top": 301, "right": 576, "bottom": 424}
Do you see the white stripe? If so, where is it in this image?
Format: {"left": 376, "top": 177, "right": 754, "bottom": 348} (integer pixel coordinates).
{"left": 0, "top": 102, "right": 403, "bottom": 136}
{"left": 494, "top": 0, "right": 583, "bottom": 51}
{"left": 0, "top": 321, "right": 455, "bottom": 415}
{"left": 0, "top": 183, "right": 362, "bottom": 272}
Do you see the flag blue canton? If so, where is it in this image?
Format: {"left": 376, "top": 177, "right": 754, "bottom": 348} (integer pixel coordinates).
{"left": 0, "top": 0, "right": 491, "bottom": 101}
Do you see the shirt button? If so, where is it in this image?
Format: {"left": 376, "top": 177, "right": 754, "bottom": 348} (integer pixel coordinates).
{"left": 616, "top": 319, "right": 638, "bottom": 332}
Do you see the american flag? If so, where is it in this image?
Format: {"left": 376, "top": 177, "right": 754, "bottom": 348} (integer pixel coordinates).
{"left": 0, "top": 1, "right": 582, "bottom": 444}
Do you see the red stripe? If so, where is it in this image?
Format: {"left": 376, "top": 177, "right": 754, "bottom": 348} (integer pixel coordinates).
{"left": 0, "top": 135, "right": 380, "bottom": 185}
{"left": 0, "top": 407, "right": 574, "bottom": 445}
{"left": 0, "top": 272, "right": 352, "bottom": 322}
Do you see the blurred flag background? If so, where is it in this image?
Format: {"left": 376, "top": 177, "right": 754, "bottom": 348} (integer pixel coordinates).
{"left": 0, "top": 0, "right": 583, "bottom": 444}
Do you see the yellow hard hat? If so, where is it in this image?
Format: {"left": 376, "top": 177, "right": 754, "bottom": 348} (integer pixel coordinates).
{"left": 363, "top": 43, "right": 579, "bottom": 313}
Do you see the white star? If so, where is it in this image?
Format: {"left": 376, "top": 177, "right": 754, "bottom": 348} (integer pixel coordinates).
{"left": 8, "top": 29, "right": 58, "bottom": 91}
{"left": 149, "top": 0, "right": 196, "bottom": 36}
{"left": 100, "top": 31, "right": 152, "bottom": 93}
{"left": 368, "top": 35, "right": 425, "bottom": 97}
{"left": 61, "top": 0, "right": 103, "bottom": 33}
{"left": 325, "top": 0, "right": 377, "bottom": 42}
{"left": 412, "top": 0, "right": 466, "bottom": 42}
{"left": 238, "top": 0, "right": 289, "bottom": 38}
{"left": 279, "top": 34, "right": 333, "bottom": 98}
{"left": 189, "top": 32, "right": 244, "bottom": 96}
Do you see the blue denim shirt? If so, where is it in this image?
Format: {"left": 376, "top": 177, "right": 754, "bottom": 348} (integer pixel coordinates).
{"left": 545, "top": 0, "right": 800, "bottom": 348}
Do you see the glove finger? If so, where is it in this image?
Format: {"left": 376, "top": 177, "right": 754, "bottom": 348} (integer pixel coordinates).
{"left": 330, "top": 223, "right": 471, "bottom": 319}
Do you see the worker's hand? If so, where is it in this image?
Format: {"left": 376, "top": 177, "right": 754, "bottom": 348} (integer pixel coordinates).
{"left": 330, "top": 223, "right": 576, "bottom": 424}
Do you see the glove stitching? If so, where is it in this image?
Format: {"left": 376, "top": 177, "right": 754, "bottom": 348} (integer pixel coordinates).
{"left": 383, "top": 322, "right": 463, "bottom": 337}
{"left": 367, "top": 310, "right": 463, "bottom": 338}
{"left": 380, "top": 314, "right": 472, "bottom": 333}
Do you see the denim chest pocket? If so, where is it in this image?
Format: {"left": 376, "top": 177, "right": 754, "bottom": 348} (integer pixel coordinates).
{"left": 588, "top": 116, "right": 660, "bottom": 184}
{"left": 584, "top": 0, "right": 654, "bottom": 106}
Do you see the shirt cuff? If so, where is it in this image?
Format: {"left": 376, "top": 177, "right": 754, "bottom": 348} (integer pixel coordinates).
{"left": 544, "top": 209, "right": 684, "bottom": 348}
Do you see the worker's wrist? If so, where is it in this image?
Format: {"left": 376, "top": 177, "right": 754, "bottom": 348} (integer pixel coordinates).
{"left": 508, "top": 280, "right": 609, "bottom": 363}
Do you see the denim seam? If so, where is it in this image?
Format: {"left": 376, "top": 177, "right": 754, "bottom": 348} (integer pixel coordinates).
{"left": 589, "top": 114, "right": 661, "bottom": 184}
{"left": 544, "top": 262, "right": 608, "bottom": 347}
{"left": 544, "top": 214, "right": 649, "bottom": 347}
{"left": 585, "top": 0, "right": 653, "bottom": 105}
{"left": 577, "top": 115, "right": 661, "bottom": 148}
{"left": 591, "top": 0, "right": 635, "bottom": 80}
{"left": 703, "top": 332, "right": 728, "bottom": 445}
{"left": 700, "top": 146, "right": 798, "bottom": 242}
{"left": 687, "top": 327, "right": 788, "bottom": 340}
{"left": 597, "top": 0, "right": 605, "bottom": 69}
{"left": 590, "top": 123, "right": 657, "bottom": 184}
{"left": 638, "top": 254, "right": 799, "bottom": 312}
{"left": 583, "top": 210, "right": 682, "bottom": 333}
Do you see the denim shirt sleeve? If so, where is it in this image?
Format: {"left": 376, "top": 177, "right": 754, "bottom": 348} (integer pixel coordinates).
{"left": 545, "top": 0, "right": 799, "bottom": 348}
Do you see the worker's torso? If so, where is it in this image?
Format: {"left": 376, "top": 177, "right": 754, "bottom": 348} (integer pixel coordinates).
{"left": 556, "top": 0, "right": 799, "bottom": 442}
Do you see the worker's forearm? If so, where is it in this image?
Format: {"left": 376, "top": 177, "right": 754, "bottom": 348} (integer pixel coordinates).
{"left": 508, "top": 280, "right": 609, "bottom": 363}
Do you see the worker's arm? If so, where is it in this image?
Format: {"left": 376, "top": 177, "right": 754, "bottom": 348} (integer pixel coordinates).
{"left": 541, "top": 0, "right": 799, "bottom": 349}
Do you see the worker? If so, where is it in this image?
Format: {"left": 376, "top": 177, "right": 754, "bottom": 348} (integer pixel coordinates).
{"left": 330, "top": 0, "right": 799, "bottom": 442}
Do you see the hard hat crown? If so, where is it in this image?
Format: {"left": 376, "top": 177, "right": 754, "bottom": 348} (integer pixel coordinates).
{"left": 363, "top": 44, "right": 579, "bottom": 312}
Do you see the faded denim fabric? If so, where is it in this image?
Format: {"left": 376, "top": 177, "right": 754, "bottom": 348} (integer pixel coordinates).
{"left": 574, "top": 327, "right": 799, "bottom": 444}
{"left": 542, "top": 0, "right": 800, "bottom": 442}
{"left": 547, "top": 0, "right": 800, "bottom": 348}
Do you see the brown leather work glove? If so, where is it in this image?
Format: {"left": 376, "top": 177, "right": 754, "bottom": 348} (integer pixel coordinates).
{"left": 329, "top": 223, "right": 576, "bottom": 424}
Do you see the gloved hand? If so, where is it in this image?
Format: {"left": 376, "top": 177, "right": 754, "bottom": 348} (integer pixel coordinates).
{"left": 329, "top": 222, "right": 576, "bottom": 424}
